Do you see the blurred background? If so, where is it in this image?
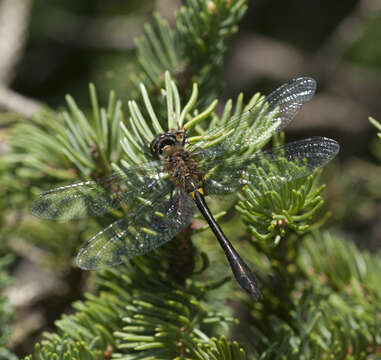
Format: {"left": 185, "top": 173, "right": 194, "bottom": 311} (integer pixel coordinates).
{"left": 0, "top": 0, "right": 380, "bottom": 357}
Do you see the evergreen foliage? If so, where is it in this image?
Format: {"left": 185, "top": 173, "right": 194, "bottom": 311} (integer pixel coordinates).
{"left": 0, "top": 1, "right": 380, "bottom": 359}
{"left": 237, "top": 167, "right": 327, "bottom": 243}
{"left": 25, "top": 250, "right": 245, "bottom": 360}
{"left": 250, "top": 232, "right": 381, "bottom": 359}
{"left": 134, "top": 0, "right": 247, "bottom": 107}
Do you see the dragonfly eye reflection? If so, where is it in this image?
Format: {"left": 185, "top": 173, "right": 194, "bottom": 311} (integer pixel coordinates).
{"left": 31, "top": 77, "right": 340, "bottom": 301}
{"left": 150, "top": 132, "right": 178, "bottom": 158}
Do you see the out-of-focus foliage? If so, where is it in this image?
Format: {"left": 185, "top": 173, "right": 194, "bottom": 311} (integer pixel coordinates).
{"left": 0, "top": 251, "right": 15, "bottom": 360}
{"left": 0, "top": 155, "right": 16, "bottom": 359}
{"left": 345, "top": 12, "right": 381, "bottom": 70}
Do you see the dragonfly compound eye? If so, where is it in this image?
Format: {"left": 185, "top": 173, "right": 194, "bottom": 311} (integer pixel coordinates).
{"left": 150, "top": 133, "right": 178, "bottom": 158}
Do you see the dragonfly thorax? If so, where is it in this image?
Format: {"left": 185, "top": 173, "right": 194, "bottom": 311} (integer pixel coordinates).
{"left": 164, "top": 149, "right": 202, "bottom": 194}
{"left": 150, "top": 132, "right": 202, "bottom": 193}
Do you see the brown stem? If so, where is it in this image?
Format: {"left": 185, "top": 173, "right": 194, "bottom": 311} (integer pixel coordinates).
{"left": 168, "top": 225, "right": 195, "bottom": 285}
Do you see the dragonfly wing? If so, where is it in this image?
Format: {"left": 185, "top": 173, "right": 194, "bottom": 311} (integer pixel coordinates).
{"left": 76, "top": 188, "right": 196, "bottom": 270}
{"left": 30, "top": 161, "right": 165, "bottom": 221}
{"left": 187, "top": 77, "right": 316, "bottom": 158}
{"left": 261, "top": 76, "right": 316, "bottom": 133}
{"left": 200, "top": 137, "right": 340, "bottom": 195}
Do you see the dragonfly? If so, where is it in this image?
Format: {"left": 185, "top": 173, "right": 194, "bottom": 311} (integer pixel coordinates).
{"left": 31, "top": 77, "right": 340, "bottom": 300}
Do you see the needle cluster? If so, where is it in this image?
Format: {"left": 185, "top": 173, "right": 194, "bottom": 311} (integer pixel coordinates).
{"left": 25, "top": 252, "right": 246, "bottom": 360}
{"left": 134, "top": 0, "right": 247, "bottom": 108}
{"left": 237, "top": 165, "right": 327, "bottom": 244}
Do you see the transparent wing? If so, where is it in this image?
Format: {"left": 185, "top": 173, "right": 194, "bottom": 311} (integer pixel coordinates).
{"left": 76, "top": 187, "right": 196, "bottom": 270}
{"left": 187, "top": 77, "right": 316, "bottom": 158}
{"left": 197, "top": 137, "right": 340, "bottom": 195}
{"left": 30, "top": 160, "right": 166, "bottom": 221}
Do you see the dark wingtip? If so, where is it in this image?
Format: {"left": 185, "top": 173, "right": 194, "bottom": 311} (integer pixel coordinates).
{"left": 30, "top": 195, "right": 64, "bottom": 220}
{"left": 316, "top": 136, "right": 341, "bottom": 159}
{"left": 30, "top": 197, "right": 48, "bottom": 219}
{"left": 298, "top": 77, "right": 317, "bottom": 98}
{"left": 76, "top": 240, "right": 96, "bottom": 270}
{"left": 29, "top": 202, "right": 39, "bottom": 218}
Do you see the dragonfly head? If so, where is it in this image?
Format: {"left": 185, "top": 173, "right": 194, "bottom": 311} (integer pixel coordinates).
{"left": 150, "top": 132, "right": 179, "bottom": 159}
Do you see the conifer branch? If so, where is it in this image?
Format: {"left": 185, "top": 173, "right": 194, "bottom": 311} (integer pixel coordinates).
{"left": 133, "top": 1, "right": 248, "bottom": 108}
{"left": 26, "top": 252, "right": 244, "bottom": 359}
{"left": 236, "top": 170, "right": 326, "bottom": 243}
{"left": 246, "top": 233, "right": 381, "bottom": 359}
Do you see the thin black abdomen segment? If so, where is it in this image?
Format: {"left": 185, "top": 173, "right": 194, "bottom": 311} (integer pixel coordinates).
{"left": 193, "top": 190, "right": 262, "bottom": 301}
